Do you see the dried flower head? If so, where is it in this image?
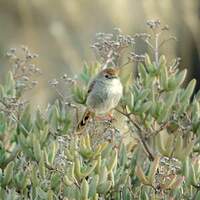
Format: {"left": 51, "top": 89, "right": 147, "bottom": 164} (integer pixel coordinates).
{"left": 146, "top": 19, "right": 161, "bottom": 29}
{"left": 6, "top": 46, "right": 41, "bottom": 93}
{"left": 91, "top": 28, "right": 136, "bottom": 67}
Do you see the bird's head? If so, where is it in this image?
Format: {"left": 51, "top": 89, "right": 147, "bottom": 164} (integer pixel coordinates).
{"left": 100, "top": 67, "right": 120, "bottom": 80}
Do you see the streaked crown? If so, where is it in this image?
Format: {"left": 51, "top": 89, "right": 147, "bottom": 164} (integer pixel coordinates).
{"left": 100, "top": 67, "right": 120, "bottom": 79}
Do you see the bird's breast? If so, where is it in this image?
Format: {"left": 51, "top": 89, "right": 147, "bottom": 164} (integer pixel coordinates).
{"left": 107, "top": 79, "right": 123, "bottom": 95}
{"left": 86, "top": 78, "right": 122, "bottom": 114}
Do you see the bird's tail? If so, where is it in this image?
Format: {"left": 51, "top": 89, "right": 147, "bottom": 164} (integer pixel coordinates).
{"left": 76, "top": 109, "right": 93, "bottom": 132}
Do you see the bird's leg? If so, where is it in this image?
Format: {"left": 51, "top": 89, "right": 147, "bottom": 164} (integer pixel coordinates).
{"left": 95, "top": 111, "right": 116, "bottom": 122}
{"left": 107, "top": 112, "right": 116, "bottom": 122}
{"left": 95, "top": 115, "right": 104, "bottom": 121}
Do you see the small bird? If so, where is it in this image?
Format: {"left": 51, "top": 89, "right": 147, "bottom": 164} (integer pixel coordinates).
{"left": 77, "top": 67, "right": 123, "bottom": 131}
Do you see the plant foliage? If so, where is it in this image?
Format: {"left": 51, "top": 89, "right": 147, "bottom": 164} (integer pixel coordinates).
{"left": 0, "top": 20, "right": 200, "bottom": 200}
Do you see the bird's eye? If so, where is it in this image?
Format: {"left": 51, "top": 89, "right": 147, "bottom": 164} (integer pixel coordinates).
{"left": 105, "top": 74, "right": 109, "bottom": 78}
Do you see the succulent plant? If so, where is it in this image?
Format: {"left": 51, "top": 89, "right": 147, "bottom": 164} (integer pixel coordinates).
{"left": 0, "top": 21, "right": 200, "bottom": 199}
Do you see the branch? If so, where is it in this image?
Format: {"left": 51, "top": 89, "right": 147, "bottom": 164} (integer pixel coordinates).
{"left": 151, "top": 122, "right": 169, "bottom": 137}
{"left": 115, "top": 108, "right": 154, "bottom": 161}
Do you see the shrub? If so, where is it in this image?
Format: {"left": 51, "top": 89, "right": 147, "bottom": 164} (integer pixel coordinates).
{"left": 0, "top": 20, "right": 200, "bottom": 200}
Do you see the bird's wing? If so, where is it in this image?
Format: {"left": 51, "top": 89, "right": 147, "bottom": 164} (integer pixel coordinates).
{"left": 87, "top": 79, "right": 96, "bottom": 95}
{"left": 76, "top": 109, "right": 93, "bottom": 132}
{"left": 76, "top": 80, "right": 96, "bottom": 132}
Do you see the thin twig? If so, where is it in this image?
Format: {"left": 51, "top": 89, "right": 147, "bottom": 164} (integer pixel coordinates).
{"left": 115, "top": 108, "right": 154, "bottom": 161}
{"left": 159, "top": 36, "right": 177, "bottom": 48}
{"left": 151, "top": 122, "right": 169, "bottom": 137}
{"left": 55, "top": 87, "right": 65, "bottom": 100}
{"left": 120, "top": 59, "right": 132, "bottom": 68}
{"left": 144, "top": 39, "right": 154, "bottom": 50}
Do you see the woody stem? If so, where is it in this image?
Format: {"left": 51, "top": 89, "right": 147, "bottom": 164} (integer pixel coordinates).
{"left": 115, "top": 108, "right": 154, "bottom": 161}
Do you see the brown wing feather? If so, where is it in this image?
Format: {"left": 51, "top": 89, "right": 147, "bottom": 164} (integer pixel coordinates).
{"left": 87, "top": 79, "right": 96, "bottom": 94}
{"left": 76, "top": 80, "right": 96, "bottom": 132}
{"left": 76, "top": 109, "right": 93, "bottom": 132}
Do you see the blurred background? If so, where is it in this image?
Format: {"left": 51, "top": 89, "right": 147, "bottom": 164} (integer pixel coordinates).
{"left": 0, "top": 0, "right": 199, "bottom": 107}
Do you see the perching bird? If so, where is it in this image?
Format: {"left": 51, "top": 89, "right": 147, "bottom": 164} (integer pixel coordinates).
{"left": 77, "top": 67, "right": 123, "bottom": 131}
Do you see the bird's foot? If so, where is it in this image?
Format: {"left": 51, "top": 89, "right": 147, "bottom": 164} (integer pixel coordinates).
{"left": 107, "top": 113, "right": 116, "bottom": 122}
{"left": 95, "top": 113, "right": 116, "bottom": 122}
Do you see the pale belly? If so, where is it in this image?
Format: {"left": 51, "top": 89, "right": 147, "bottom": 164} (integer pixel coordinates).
{"left": 86, "top": 79, "right": 123, "bottom": 114}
